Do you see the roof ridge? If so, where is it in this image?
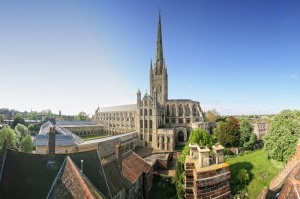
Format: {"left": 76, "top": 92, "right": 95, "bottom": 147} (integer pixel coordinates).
{"left": 130, "top": 151, "right": 152, "bottom": 169}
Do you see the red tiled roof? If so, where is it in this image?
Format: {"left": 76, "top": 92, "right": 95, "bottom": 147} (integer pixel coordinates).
{"left": 61, "top": 156, "right": 99, "bottom": 199}
{"left": 122, "top": 151, "right": 151, "bottom": 184}
{"left": 278, "top": 162, "right": 300, "bottom": 199}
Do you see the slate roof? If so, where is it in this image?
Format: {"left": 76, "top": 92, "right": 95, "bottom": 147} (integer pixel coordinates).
{"left": 97, "top": 104, "right": 137, "bottom": 112}
{"left": 103, "top": 160, "right": 129, "bottom": 196}
{"left": 0, "top": 149, "right": 110, "bottom": 199}
{"left": 35, "top": 134, "right": 75, "bottom": 146}
{"left": 167, "top": 99, "right": 193, "bottom": 102}
{"left": 56, "top": 120, "right": 96, "bottom": 126}
{"left": 37, "top": 121, "right": 84, "bottom": 145}
{"left": 121, "top": 150, "right": 152, "bottom": 185}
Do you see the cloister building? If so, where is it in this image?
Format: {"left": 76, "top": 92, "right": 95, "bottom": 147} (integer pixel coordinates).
{"left": 95, "top": 12, "right": 205, "bottom": 151}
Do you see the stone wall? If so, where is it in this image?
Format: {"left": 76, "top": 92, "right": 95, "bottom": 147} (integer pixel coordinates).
{"left": 36, "top": 145, "right": 75, "bottom": 154}
{"left": 77, "top": 132, "right": 138, "bottom": 158}
{"left": 185, "top": 143, "right": 231, "bottom": 199}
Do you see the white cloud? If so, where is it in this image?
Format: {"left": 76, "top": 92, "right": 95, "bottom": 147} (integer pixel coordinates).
{"left": 290, "top": 74, "right": 298, "bottom": 80}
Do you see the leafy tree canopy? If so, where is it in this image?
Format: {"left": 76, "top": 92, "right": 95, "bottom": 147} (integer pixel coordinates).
{"left": 41, "top": 109, "right": 53, "bottom": 117}
{"left": 20, "top": 134, "right": 34, "bottom": 153}
{"left": 214, "top": 119, "right": 240, "bottom": 147}
{"left": 175, "top": 128, "right": 215, "bottom": 199}
{"left": 205, "top": 109, "right": 220, "bottom": 122}
{"left": 189, "top": 128, "right": 215, "bottom": 148}
{"left": 28, "top": 124, "right": 35, "bottom": 131}
{"left": 75, "top": 111, "right": 88, "bottom": 121}
{"left": 239, "top": 119, "right": 257, "bottom": 147}
{"left": 0, "top": 125, "right": 16, "bottom": 149}
{"left": 0, "top": 114, "right": 4, "bottom": 123}
{"left": 14, "top": 123, "right": 29, "bottom": 139}
{"left": 264, "top": 109, "right": 300, "bottom": 162}
{"left": 237, "top": 169, "right": 250, "bottom": 185}
{"left": 12, "top": 114, "right": 25, "bottom": 129}
{"left": 29, "top": 111, "right": 38, "bottom": 120}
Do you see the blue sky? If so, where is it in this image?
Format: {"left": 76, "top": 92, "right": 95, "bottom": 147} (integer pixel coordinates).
{"left": 0, "top": 0, "right": 299, "bottom": 116}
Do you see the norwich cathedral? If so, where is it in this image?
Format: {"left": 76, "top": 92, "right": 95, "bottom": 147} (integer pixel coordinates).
{"left": 94, "top": 13, "right": 205, "bottom": 151}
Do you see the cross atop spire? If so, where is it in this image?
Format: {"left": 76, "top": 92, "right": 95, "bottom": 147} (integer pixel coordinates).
{"left": 155, "top": 10, "right": 164, "bottom": 75}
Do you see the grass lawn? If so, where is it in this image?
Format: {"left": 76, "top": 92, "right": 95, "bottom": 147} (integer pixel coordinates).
{"left": 225, "top": 149, "right": 283, "bottom": 198}
{"left": 80, "top": 134, "right": 109, "bottom": 141}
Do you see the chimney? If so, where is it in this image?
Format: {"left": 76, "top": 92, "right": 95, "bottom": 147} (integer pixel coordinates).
{"left": 48, "top": 127, "right": 56, "bottom": 161}
{"left": 47, "top": 127, "right": 56, "bottom": 169}
{"left": 115, "top": 144, "right": 122, "bottom": 171}
{"left": 212, "top": 143, "right": 224, "bottom": 164}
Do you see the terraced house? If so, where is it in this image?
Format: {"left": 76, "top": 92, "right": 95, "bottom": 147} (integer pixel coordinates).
{"left": 94, "top": 12, "right": 205, "bottom": 151}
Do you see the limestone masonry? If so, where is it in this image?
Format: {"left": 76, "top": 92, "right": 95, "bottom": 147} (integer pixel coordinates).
{"left": 94, "top": 12, "right": 205, "bottom": 151}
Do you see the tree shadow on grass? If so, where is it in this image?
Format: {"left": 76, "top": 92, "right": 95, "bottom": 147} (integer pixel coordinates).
{"left": 229, "top": 161, "right": 254, "bottom": 195}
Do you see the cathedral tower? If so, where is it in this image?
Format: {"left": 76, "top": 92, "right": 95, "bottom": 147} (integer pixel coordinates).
{"left": 150, "top": 11, "right": 168, "bottom": 106}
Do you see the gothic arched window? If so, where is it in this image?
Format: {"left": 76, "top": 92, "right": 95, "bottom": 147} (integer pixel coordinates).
{"left": 167, "top": 104, "right": 170, "bottom": 116}
{"left": 185, "top": 105, "right": 190, "bottom": 116}
{"left": 179, "top": 104, "right": 183, "bottom": 116}
{"left": 144, "top": 120, "right": 148, "bottom": 128}
{"left": 149, "top": 109, "right": 152, "bottom": 115}
{"left": 140, "top": 120, "right": 143, "bottom": 128}
{"left": 144, "top": 109, "right": 147, "bottom": 115}
{"left": 140, "top": 109, "right": 143, "bottom": 115}
{"left": 193, "top": 105, "right": 197, "bottom": 116}
{"left": 150, "top": 120, "right": 152, "bottom": 129}
{"left": 172, "top": 105, "right": 176, "bottom": 116}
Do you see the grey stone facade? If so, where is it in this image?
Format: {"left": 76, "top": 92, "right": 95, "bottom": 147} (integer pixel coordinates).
{"left": 95, "top": 13, "right": 205, "bottom": 151}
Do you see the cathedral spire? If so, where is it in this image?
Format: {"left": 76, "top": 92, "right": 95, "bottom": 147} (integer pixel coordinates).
{"left": 150, "top": 59, "right": 153, "bottom": 71}
{"left": 155, "top": 10, "right": 163, "bottom": 74}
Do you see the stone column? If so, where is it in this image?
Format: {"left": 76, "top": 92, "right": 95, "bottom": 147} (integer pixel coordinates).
{"left": 165, "top": 135, "right": 168, "bottom": 151}
{"left": 170, "top": 136, "right": 174, "bottom": 151}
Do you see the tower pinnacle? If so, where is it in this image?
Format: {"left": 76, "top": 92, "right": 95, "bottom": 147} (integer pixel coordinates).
{"left": 155, "top": 10, "right": 164, "bottom": 75}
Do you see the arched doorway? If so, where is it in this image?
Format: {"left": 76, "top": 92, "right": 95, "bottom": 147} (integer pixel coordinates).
{"left": 178, "top": 131, "right": 184, "bottom": 142}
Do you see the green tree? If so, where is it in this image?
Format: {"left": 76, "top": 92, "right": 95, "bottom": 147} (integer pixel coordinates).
{"left": 264, "top": 110, "right": 300, "bottom": 162}
{"left": 14, "top": 123, "right": 29, "bottom": 139}
{"left": 214, "top": 119, "right": 240, "bottom": 147}
{"left": 0, "top": 125, "right": 16, "bottom": 149}
{"left": 205, "top": 109, "right": 220, "bottom": 122}
{"left": 239, "top": 119, "right": 257, "bottom": 147}
{"left": 29, "top": 111, "right": 38, "bottom": 120}
{"left": 75, "top": 111, "right": 88, "bottom": 121}
{"left": 189, "top": 128, "right": 215, "bottom": 148}
{"left": 28, "top": 123, "right": 35, "bottom": 132}
{"left": 237, "top": 169, "right": 249, "bottom": 185}
{"left": 0, "top": 114, "right": 4, "bottom": 123}
{"left": 41, "top": 109, "right": 53, "bottom": 117}
{"left": 20, "top": 134, "right": 34, "bottom": 153}
{"left": 12, "top": 113, "right": 25, "bottom": 129}
{"left": 175, "top": 128, "right": 215, "bottom": 199}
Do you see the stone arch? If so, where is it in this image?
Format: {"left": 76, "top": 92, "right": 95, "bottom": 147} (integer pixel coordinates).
{"left": 175, "top": 127, "right": 187, "bottom": 143}
{"left": 178, "top": 131, "right": 184, "bottom": 142}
